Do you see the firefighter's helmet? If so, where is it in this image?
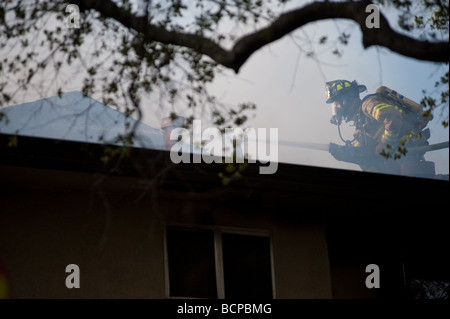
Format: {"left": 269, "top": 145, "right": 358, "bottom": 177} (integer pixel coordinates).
{"left": 325, "top": 80, "right": 367, "bottom": 125}
{"left": 325, "top": 80, "right": 366, "bottom": 104}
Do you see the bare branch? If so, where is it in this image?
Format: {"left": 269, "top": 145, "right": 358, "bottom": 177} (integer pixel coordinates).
{"left": 73, "top": 0, "right": 449, "bottom": 73}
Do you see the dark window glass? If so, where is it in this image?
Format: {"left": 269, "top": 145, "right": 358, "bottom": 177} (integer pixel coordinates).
{"left": 222, "top": 233, "right": 273, "bottom": 299}
{"left": 166, "top": 227, "right": 217, "bottom": 298}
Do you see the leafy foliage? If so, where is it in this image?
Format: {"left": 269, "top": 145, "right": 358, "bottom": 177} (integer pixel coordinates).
{"left": 385, "top": 0, "right": 449, "bottom": 127}
{"left": 410, "top": 279, "right": 449, "bottom": 299}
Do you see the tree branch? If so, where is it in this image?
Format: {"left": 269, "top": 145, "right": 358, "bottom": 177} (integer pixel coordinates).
{"left": 74, "top": 0, "right": 449, "bottom": 73}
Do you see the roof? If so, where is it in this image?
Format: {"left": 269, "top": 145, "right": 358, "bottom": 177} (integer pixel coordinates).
{"left": 0, "top": 91, "right": 166, "bottom": 150}
{"left": 1, "top": 132, "right": 447, "bottom": 213}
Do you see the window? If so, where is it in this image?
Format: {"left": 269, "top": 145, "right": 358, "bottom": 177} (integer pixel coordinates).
{"left": 166, "top": 227, "right": 217, "bottom": 298}
{"left": 221, "top": 233, "right": 273, "bottom": 298}
{"left": 165, "top": 226, "right": 274, "bottom": 299}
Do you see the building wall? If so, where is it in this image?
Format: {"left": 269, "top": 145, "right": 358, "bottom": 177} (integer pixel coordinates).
{"left": 0, "top": 165, "right": 332, "bottom": 298}
{"left": 0, "top": 166, "right": 166, "bottom": 298}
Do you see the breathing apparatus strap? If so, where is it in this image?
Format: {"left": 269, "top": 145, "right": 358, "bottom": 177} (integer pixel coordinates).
{"left": 337, "top": 123, "right": 356, "bottom": 146}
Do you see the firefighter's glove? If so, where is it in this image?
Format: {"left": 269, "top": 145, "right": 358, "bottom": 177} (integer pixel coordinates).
{"left": 329, "top": 143, "right": 366, "bottom": 162}
{"left": 329, "top": 143, "right": 346, "bottom": 161}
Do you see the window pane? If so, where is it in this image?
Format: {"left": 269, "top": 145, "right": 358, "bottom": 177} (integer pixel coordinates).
{"left": 222, "top": 233, "right": 273, "bottom": 299}
{"left": 166, "top": 227, "right": 217, "bottom": 298}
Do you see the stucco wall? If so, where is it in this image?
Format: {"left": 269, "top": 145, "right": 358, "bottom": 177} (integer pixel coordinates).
{"left": 0, "top": 165, "right": 332, "bottom": 298}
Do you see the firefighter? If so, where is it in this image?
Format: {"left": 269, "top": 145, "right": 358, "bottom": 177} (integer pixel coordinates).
{"left": 324, "top": 79, "right": 432, "bottom": 176}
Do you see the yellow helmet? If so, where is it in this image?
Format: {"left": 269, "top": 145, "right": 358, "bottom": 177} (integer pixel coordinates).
{"left": 325, "top": 80, "right": 366, "bottom": 104}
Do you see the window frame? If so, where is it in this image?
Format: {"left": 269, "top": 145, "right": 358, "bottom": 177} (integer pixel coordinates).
{"left": 163, "top": 224, "right": 276, "bottom": 299}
